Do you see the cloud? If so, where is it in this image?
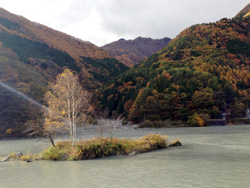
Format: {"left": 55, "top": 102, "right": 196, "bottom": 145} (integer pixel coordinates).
{"left": 0, "top": 0, "right": 249, "bottom": 46}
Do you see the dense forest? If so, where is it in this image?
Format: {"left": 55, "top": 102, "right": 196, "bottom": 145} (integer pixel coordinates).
{"left": 94, "top": 15, "right": 250, "bottom": 126}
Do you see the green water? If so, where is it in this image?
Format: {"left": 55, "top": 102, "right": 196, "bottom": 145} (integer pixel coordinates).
{"left": 1, "top": 125, "right": 250, "bottom": 188}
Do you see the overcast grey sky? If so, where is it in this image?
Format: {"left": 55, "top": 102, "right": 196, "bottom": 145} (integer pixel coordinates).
{"left": 0, "top": 0, "right": 248, "bottom": 46}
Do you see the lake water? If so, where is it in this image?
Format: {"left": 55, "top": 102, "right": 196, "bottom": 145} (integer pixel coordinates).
{"left": 1, "top": 125, "right": 250, "bottom": 188}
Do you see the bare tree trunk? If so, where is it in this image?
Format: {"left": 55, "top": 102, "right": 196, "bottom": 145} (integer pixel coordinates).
{"left": 72, "top": 122, "right": 76, "bottom": 146}
{"left": 72, "top": 98, "right": 76, "bottom": 146}
{"left": 49, "top": 135, "right": 55, "bottom": 147}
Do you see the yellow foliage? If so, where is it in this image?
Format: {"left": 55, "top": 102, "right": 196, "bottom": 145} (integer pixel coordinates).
{"left": 197, "top": 116, "right": 205, "bottom": 127}
{"left": 242, "top": 90, "right": 248, "bottom": 98}
{"left": 146, "top": 82, "right": 151, "bottom": 87}
{"left": 6, "top": 128, "right": 12, "bottom": 134}
{"left": 188, "top": 113, "right": 206, "bottom": 127}
{"left": 171, "top": 91, "right": 178, "bottom": 98}
{"left": 243, "top": 12, "right": 250, "bottom": 18}
{"left": 21, "top": 155, "right": 31, "bottom": 161}
{"left": 238, "top": 90, "right": 243, "bottom": 96}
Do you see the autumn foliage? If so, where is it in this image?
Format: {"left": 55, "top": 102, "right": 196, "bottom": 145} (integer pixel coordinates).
{"left": 95, "top": 15, "right": 250, "bottom": 124}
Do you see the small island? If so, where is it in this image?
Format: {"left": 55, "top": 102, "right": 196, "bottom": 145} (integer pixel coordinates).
{"left": 1, "top": 134, "right": 181, "bottom": 162}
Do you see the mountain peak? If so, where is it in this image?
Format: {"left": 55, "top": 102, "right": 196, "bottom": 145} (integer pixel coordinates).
{"left": 118, "top": 38, "right": 126, "bottom": 41}
{"left": 102, "top": 36, "right": 171, "bottom": 67}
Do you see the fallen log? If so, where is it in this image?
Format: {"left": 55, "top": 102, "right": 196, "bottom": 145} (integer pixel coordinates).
{"left": 1, "top": 155, "right": 10, "bottom": 162}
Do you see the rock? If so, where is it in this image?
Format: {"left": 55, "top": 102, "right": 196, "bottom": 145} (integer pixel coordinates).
{"left": 169, "top": 140, "right": 182, "bottom": 147}
{"left": 128, "top": 151, "right": 137, "bottom": 156}
{"left": 16, "top": 152, "right": 23, "bottom": 158}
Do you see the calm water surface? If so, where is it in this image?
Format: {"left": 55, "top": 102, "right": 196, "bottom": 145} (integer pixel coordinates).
{"left": 1, "top": 125, "right": 250, "bottom": 188}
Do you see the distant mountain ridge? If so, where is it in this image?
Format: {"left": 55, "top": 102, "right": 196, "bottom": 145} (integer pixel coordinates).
{"left": 102, "top": 37, "right": 171, "bottom": 67}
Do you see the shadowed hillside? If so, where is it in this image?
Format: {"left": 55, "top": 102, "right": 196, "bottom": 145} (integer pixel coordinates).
{"left": 0, "top": 8, "right": 128, "bottom": 138}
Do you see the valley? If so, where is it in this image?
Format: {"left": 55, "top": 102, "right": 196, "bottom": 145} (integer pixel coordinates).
{"left": 0, "top": 3, "right": 250, "bottom": 138}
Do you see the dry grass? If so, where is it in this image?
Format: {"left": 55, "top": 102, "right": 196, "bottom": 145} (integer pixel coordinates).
{"left": 39, "top": 134, "right": 169, "bottom": 161}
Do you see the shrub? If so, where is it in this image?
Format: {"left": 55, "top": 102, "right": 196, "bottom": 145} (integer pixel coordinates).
{"left": 56, "top": 141, "right": 71, "bottom": 150}
{"left": 153, "top": 120, "right": 164, "bottom": 128}
{"left": 171, "top": 122, "right": 177, "bottom": 126}
{"left": 140, "top": 134, "right": 168, "bottom": 150}
{"left": 41, "top": 146, "right": 68, "bottom": 160}
{"left": 163, "top": 119, "right": 172, "bottom": 126}
{"left": 20, "top": 155, "right": 31, "bottom": 161}
{"left": 198, "top": 113, "right": 210, "bottom": 125}
{"left": 138, "top": 120, "right": 151, "bottom": 128}
{"left": 187, "top": 113, "right": 206, "bottom": 126}
{"left": 120, "top": 134, "right": 168, "bottom": 154}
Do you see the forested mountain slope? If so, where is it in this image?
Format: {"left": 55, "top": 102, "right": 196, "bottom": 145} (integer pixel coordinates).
{"left": 236, "top": 3, "right": 250, "bottom": 17}
{"left": 0, "top": 8, "right": 128, "bottom": 138}
{"left": 102, "top": 37, "right": 171, "bottom": 67}
{"left": 95, "top": 15, "right": 250, "bottom": 124}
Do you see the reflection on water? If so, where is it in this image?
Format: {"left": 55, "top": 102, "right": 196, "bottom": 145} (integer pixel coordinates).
{"left": 1, "top": 125, "right": 250, "bottom": 188}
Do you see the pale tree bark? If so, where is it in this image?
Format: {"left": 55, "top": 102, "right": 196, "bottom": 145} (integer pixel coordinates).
{"left": 44, "top": 69, "right": 90, "bottom": 146}
{"left": 96, "top": 109, "right": 122, "bottom": 138}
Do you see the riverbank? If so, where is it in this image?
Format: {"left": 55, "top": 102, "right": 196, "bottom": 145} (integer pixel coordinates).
{"left": 1, "top": 121, "right": 247, "bottom": 140}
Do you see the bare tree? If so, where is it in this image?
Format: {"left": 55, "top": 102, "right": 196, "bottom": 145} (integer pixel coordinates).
{"left": 44, "top": 69, "right": 90, "bottom": 146}
{"left": 96, "top": 109, "right": 122, "bottom": 138}
{"left": 96, "top": 108, "right": 109, "bottom": 137}
{"left": 108, "top": 117, "right": 121, "bottom": 139}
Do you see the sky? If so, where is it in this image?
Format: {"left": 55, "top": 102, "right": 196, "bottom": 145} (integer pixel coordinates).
{"left": 0, "top": 0, "right": 248, "bottom": 46}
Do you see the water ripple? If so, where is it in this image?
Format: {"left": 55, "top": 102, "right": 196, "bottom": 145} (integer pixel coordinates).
{"left": 1, "top": 126, "right": 250, "bottom": 187}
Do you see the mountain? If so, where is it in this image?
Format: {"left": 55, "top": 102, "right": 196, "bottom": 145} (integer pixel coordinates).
{"left": 102, "top": 37, "right": 171, "bottom": 67}
{"left": 236, "top": 3, "right": 250, "bottom": 17}
{"left": 0, "top": 8, "right": 128, "bottom": 138}
{"left": 0, "top": 8, "right": 128, "bottom": 88}
{"left": 95, "top": 15, "right": 250, "bottom": 125}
